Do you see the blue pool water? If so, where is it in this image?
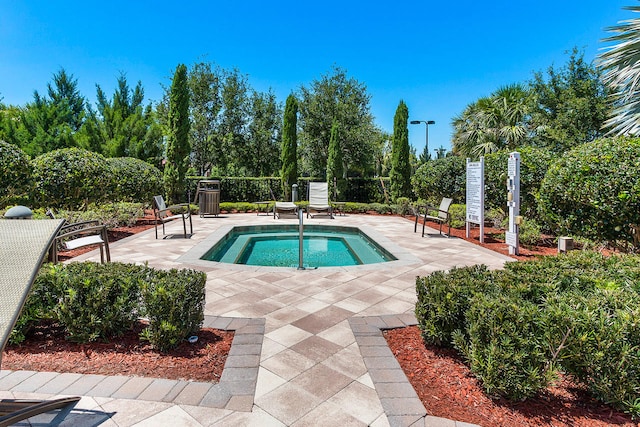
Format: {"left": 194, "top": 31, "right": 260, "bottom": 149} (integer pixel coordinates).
{"left": 202, "top": 225, "right": 395, "bottom": 267}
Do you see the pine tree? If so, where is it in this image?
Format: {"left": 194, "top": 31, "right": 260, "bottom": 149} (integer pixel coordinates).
{"left": 327, "top": 120, "right": 345, "bottom": 200}
{"left": 390, "top": 100, "right": 411, "bottom": 201}
{"left": 164, "top": 64, "right": 191, "bottom": 204}
{"left": 281, "top": 94, "right": 298, "bottom": 200}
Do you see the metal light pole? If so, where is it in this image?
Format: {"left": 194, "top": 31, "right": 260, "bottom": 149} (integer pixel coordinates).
{"left": 410, "top": 120, "right": 435, "bottom": 162}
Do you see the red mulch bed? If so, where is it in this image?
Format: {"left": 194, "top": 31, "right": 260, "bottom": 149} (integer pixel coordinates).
{"left": 384, "top": 326, "right": 637, "bottom": 427}
{"left": 415, "top": 216, "right": 559, "bottom": 261}
{"left": 2, "top": 321, "right": 233, "bottom": 382}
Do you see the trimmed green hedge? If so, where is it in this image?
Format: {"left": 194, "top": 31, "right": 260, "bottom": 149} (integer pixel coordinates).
{"left": 186, "top": 176, "right": 389, "bottom": 204}
{"left": 538, "top": 136, "right": 640, "bottom": 250}
{"left": 13, "top": 262, "right": 206, "bottom": 352}
{"left": 411, "top": 148, "right": 553, "bottom": 217}
{"left": 412, "top": 156, "right": 466, "bottom": 204}
{"left": 31, "top": 148, "right": 113, "bottom": 209}
{"left": 140, "top": 268, "right": 206, "bottom": 352}
{"left": 107, "top": 157, "right": 163, "bottom": 203}
{"left": 415, "top": 251, "right": 640, "bottom": 415}
{"left": 483, "top": 147, "right": 553, "bottom": 218}
{"left": 0, "top": 140, "right": 31, "bottom": 207}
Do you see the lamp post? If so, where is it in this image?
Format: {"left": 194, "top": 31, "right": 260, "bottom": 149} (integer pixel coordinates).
{"left": 410, "top": 120, "right": 435, "bottom": 162}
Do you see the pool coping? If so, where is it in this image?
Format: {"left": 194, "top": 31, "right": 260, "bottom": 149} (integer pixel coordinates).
{"left": 177, "top": 223, "right": 422, "bottom": 272}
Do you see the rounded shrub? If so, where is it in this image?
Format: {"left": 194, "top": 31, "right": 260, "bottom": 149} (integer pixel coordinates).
{"left": 454, "top": 293, "right": 553, "bottom": 401}
{"left": 538, "top": 137, "right": 640, "bottom": 248}
{"left": 415, "top": 265, "right": 494, "bottom": 347}
{"left": 47, "top": 262, "right": 145, "bottom": 342}
{"left": 412, "top": 156, "right": 466, "bottom": 203}
{"left": 544, "top": 289, "right": 640, "bottom": 416}
{"left": 0, "top": 140, "right": 31, "bottom": 207}
{"left": 107, "top": 157, "right": 163, "bottom": 203}
{"left": 31, "top": 148, "right": 113, "bottom": 209}
{"left": 140, "top": 268, "right": 206, "bottom": 352}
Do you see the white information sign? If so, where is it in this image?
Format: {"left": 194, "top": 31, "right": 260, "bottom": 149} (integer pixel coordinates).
{"left": 508, "top": 156, "right": 517, "bottom": 177}
{"left": 505, "top": 231, "right": 518, "bottom": 248}
{"left": 465, "top": 157, "right": 485, "bottom": 243}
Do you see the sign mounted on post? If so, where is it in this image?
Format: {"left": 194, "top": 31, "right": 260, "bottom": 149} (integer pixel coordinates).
{"left": 506, "top": 152, "right": 520, "bottom": 255}
{"left": 466, "top": 157, "right": 485, "bottom": 243}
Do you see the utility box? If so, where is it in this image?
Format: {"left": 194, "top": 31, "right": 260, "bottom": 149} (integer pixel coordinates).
{"left": 196, "top": 180, "right": 220, "bottom": 217}
{"left": 558, "top": 236, "right": 574, "bottom": 253}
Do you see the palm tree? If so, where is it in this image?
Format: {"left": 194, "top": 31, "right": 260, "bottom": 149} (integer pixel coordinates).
{"left": 452, "top": 84, "right": 530, "bottom": 157}
{"left": 598, "top": 6, "right": 640, "bottom": 135}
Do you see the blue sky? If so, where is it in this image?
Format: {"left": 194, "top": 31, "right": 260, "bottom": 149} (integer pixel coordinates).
{"left": 0, "top": 1, "right": 633, "bottom": 154}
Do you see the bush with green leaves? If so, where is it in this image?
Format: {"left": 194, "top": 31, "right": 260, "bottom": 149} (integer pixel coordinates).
{"left": 412, "top": 156, "right": 466, "bottom": 204}
{"left": 393, "top": 197, "right": 411, "bottom": 215}
{"left": 483, "top": 147, "right": 553, "bottom": 218}
{"left": 0, "top": 140, "right": 31, "bottom": 207}
{"left": 538, "top": 137, "right": 640, "bottom": 250}
{"left": 13, "top": 262, "right": 207, "bottom": 352}
{"left": 415, "top": 251, "right": 640, "bottom": 413}
{"left": 544, "top": 289, "right": 640, "bottom": 417}
{"left": 107, "top": 157, "right": 163, "bottom": 203}
{"left": 31, "top": 148, "right": 113, "bottom": 209}
{"left": 53, "top": 202, "right": 145, "bottom": 228}
{"left": 453, "top": 293, "right": 552, "bottom": 400}
{"left": 415, "top": 265, "right": 494, "bottom": 346}
{"left": 139, "top": 268, "right": 206, "bottom": 352}
{"left": 41, "top": 262, "right": 146, "bottom": 342}
{"left": 518, "top": 217, "right": 543, "bottom": 247}
{"left": 9, "top": 265, "right": 62, "bottom": 344}
{"left": 448, "top": 203, "right": 466, "bottom": 228}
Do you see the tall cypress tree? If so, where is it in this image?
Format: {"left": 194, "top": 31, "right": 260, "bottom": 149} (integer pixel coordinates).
{"left": 327, "top": 119, "right": 345, "bottom": 200}
{"left": 164, "top": 64, "right": 191, "bottom": 204}
{"left": 390, "top": 100, "right": 411, "bottom": 201}
{"left": 281, "top": 94, "right": 298, "bottom": 200}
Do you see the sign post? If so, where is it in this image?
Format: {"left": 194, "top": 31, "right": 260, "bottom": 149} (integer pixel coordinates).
{"left": 466, "top": 157, "right": 485, "bottom": 243}
{"left": 506, "top": 152, "right": 520, "bottom": 255}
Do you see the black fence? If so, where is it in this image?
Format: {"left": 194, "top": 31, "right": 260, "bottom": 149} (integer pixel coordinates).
{"left": 186, "top": 176, "right": 390, "bottom": 203}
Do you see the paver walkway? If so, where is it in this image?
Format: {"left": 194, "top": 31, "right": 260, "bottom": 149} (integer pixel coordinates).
{"left": 0, "top": 213, "right": 510, "bottom": 426}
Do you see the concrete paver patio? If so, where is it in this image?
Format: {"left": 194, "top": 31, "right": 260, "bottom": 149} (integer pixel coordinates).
{"left": 0, "top": 213, "right": 510, "bottom": 426}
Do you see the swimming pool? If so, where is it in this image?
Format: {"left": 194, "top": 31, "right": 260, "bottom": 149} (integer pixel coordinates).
{"left": 201, "top": 225, "right": 396, "bottom": 267}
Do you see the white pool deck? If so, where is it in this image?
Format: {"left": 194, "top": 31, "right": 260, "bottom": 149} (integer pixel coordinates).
{"left": 0, "top": 213, "right": 511, "bottom": 426}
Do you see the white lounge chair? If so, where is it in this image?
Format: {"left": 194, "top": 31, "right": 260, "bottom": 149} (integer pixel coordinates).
{"left": 273, "top": 201, "right": 298, "bottom": 219}
{"left": 307, "top": 182, "right": 333, "bottom": 219}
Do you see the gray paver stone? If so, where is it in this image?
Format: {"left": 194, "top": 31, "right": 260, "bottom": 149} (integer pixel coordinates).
{"left": 111, "top": 377, "right": 155, "bottom": 399}
{"left": 199, "top": 384, "right": 232, "bottom": 408}
{"left": 173, "top": 381, "right": 213, "bottom": 405}
{"left": 228, "top": 344, "right": 262, "bottom": 356}
{"left": 364, "top": 356, "right": 401, "bottom": 370}
{"left": 423, "top": 416, "right": 457, "bottom": 427}
{"left": 380, "top": 397, "right": 426, "bottom": 417}
{"left": 386, "top": 414, "right": 426, "bottom": 427}
{"left": 137, "top": 378, "right": 182, "bottom": 401}
{"left": 0, "top": 370, "right": 37, "bottom": 389}
{"left": 86, "top": 375, "right": 129, "bottom": 397}
{"left": 224, "top": 354, "right": 261, "bottom": 368}
{"left": 36, "top": 372, "right": 83, "bottom": 394}
{"left": 375, "top": 382, "right": 419, "bottom": 399}
{"left": 11, "top": 371, "right": 59, "bottom": 392}
{"left": 225, "top": 394, "right": 254, "bottom": 412}
{"left": 220, "top": 367, "right": 259, "bottom": 383}
{"left": 368, "top": 368, "right": 410, "bottom": 383}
